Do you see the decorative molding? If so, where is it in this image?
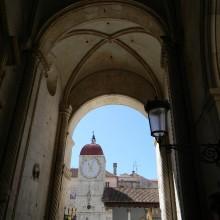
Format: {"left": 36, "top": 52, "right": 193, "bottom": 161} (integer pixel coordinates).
{"left": 59, "top": 104, "right": 72, "bottom": 116}
{"left": 48, "top": 104, "right": 72, "bottom": 219}
{"left": 58, "top": 27, "right": 155, "bottom": 43}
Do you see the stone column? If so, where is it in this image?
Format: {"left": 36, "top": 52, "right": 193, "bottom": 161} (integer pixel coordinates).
{"left": 58, "top": 134, "right": 74, "bottom": 219}
{"left": 47, "top": 104, "right": 72, "bottom": 219}
{"left": 156, "top": 144, "right": 176, "bottom": 220}
{"left": 161, "top": 36, "right": 201, "bottom": 219}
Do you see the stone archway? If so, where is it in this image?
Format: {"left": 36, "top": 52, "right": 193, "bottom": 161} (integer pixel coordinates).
{"left": 62, "top": 94, "right": 177, "bottom": 220}
{"left": 10, "top": 1, "right": 182, "bottom": 219}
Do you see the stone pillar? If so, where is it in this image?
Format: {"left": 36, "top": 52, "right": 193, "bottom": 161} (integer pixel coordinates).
{"left": 161, "top": 36, "right": 201, "bottom": 219}
{"left": 156, "top": 144, "right": 176, "bottom": 220}
{"left": 47, "top": 104, "right": 72, "bottom": 219}
{"left": 0, "top": 49, "right": 47, "bottom": 219}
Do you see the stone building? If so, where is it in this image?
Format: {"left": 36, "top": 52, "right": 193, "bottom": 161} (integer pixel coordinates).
{"left": 0, "top": 0, "right": 220, "bottom": 220}
{"left": 63, "top": 135, "right": 161, "bottom": 220}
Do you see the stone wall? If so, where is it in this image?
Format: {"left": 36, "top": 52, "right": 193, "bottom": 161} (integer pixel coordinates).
{"left": 14, "top": 73, "right": 62, "bottom": 219}
{"left": 181, "top": 0, "right": 220, "bottom": 218}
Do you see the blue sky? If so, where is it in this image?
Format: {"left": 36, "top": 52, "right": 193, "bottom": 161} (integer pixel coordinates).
{"left": 71, "top": 105, "right": 157, "bottom": 179}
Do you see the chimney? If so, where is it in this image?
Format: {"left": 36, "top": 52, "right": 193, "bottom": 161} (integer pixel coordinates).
{"left": 113, "top": 163, "right": 117, "bottom": 175}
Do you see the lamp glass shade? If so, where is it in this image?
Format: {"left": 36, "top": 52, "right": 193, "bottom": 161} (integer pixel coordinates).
{"left": 145, "top": 100, "right": 170, "bottom": 139}
{"left": 148, "top": 107, "right": 168, "bottom": 138}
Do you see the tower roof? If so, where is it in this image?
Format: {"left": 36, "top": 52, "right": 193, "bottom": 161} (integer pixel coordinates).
{"left": 80, "top": 133, "right": 104, "bottom": 155}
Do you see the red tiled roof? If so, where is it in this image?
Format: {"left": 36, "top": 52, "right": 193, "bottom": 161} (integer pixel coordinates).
{"left": 80, "top": 144, "right": 104, "bottom": 155}
{"left": 102, "top": 187, "right": 159, "bottom": 207}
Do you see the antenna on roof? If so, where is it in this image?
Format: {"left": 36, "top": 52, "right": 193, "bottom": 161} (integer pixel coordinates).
{"left": 91, "top": 131, "right": 96, "bottom": 144}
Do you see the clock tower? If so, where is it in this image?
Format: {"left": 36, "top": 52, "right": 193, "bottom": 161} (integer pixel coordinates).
{"left": 76, "top": 134, "right": 106, "bottom": 220}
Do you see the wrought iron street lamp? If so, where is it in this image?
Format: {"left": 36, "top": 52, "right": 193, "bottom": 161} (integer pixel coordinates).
{"left": 144, "top": 99, "right": 170, "bottom": 142}
{"left": 144, "top": 99, "right": 220, "bottom": 164}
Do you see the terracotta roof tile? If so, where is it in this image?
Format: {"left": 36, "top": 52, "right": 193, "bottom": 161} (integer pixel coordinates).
{"left": 80, "top": 144, "right": 104, "bottom": 155}
{"left": 102, "top": 187, "right": 159, "bottom": 204}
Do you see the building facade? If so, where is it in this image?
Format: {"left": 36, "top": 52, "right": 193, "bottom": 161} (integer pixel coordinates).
{"left": 63, "top": 136, "right": 160, "bottom": 220}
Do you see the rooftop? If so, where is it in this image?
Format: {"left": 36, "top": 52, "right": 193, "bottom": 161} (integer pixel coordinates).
{"left": 80, "top": 134, "right": 104, "bottom": 156}
{"left": 102, "top": 187, "right": 159, "bottom": 208}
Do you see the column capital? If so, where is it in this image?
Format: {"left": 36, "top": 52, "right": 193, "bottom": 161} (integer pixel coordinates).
{"left": 59, "top": 104, "right": 72, "bottom": 117}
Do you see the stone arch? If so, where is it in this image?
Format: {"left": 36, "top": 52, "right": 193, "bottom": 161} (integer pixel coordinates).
{"left": 68, "top": 69, "right": 157, "bottom": 114}
{"left": 64, "top": 94, "right": 148, "bottom": 184}
{"left": 36, "top": 0, "right": 167, "bottom": 53}
{"left": 68, "top": 94, "right": 147, "bottom": 135}
{"left": 62, "top": 93, "right": 176, "bottom": 220}
{"left": 14, "top": 1, "right": 180, "bottom": 220}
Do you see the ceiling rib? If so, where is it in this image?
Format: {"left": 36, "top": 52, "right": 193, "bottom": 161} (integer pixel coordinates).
{"left": 64, "top": 39, "right": 107, "bottom": 102}
{"left": 111, "top": 39, "right": 161, "bottom": 96}
{"left": 57, "top": 27, "right": 160, "bottom": 43}
{"left": 63, "top": 30, "right": 162, "bottom": 102}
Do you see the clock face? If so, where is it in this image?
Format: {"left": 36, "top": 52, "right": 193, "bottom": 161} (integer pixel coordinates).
{"left": 80, "top": 158, "right": 101, "bottom": 178}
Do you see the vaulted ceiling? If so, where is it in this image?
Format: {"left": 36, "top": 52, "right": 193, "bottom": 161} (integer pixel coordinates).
{"left": 51, "top": 19, "right": 164, "bottom": 92}
{"left": 35, "top": 1, "right": 168, "bottom": 110}
{"left": 2, "top": 0, "right": 171, "bottom": 111}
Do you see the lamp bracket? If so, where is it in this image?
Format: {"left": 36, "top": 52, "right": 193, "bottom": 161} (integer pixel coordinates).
{"left": 159, "top": 141, "right": 220, "bottom": 165}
